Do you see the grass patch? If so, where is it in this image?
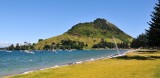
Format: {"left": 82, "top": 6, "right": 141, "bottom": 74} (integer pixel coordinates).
{"left": 6, "top": 50, "right": 160, "bottom": 78}
{"left": 35, "top": 34, "right": 123, "bottom": 50}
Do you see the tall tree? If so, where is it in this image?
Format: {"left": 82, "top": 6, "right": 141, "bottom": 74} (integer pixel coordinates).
{"left": 146, "top": 0, "right": 160, "bottom": 49}
{"left": 130, "top": 33, "right": 148, "bottom": 48}
{"left": 38, "top": 39, "right": 43, "bottom": 42}
{"left": 15, "top": 43, "right": 20, "bottom": 50}
{"left": 8, "top": 44, "right": 14, "bottom": 50}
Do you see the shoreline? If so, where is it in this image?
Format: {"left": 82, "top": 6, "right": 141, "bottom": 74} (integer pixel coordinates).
{"left": 5, "top": 49, "right": 137, "bottom": 77}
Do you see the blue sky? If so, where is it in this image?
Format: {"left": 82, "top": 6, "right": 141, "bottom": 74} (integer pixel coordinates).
{"left": 0, "top": 0, "right": 157, "bottom": 46}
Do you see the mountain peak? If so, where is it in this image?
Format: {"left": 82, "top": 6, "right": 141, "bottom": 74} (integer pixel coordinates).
{"left": 66, "top": 18, "right": 132, "bottom": 42}
{"left": 93, "top": 18, "right": 107, "bottom": 24}
{"left": 93, "top": 18, "right": 112, "bottom": 30}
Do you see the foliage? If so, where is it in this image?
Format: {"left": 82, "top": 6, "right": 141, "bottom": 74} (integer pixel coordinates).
{"left": 67, "top": 18, "right": 132, "bottom": 43}
{"left": 92, "top": 39, "right": 115, "bottom": 48}
{"left": 15, "top": 43, "right": 20, "bottom": 50}
{"left": 61, "top": 40, "right": 86, "bottom": 50}
{"left": 130, "top": 33, "right": 148, "bottom": 48}
{"left": 8, "top": 44, "right": 14, "bottom": 50}
{"left": 38, "top": 39, "right": 43, "bottom": 42}
{"left": 92, "top": 39, "right": 129, "bottom": 49}
{"left": 43, "top": 44, "right": 51, "bottom": 50}
{"left": 93, "top": 18, "right": 109, "bottom": 29}
{"left": 35, "top": 34, "right": 101, "bottom": 49}
{"left": 146, "top": 0, "right": 160, "bottom": 49}
{"left": 7, "top": 42, "right": 35, "bottom": 50}
{"left": 117, "top": 42, "right": 129, "bottom": 48}
{"left": 43, "top": 40, "right": 86, "bottom": 50}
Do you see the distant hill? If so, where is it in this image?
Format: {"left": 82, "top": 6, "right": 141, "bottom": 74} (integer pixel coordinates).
{"left": 35, "top": 18, "right": 133, "bottom": 50}
{"left": 66, "top": 18, "right": 132, "bottom": 42}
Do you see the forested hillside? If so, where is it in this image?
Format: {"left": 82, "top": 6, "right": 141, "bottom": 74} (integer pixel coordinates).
{"left": 35, "top": 18, "right": 133, "bottom": 50}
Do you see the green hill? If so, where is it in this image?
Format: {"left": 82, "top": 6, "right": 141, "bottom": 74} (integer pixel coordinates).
{"left": 35, "top": 18, "right": 133, "bottom": 50}
{"left": 67, "top": 18, "right": 132, "bottom": 42}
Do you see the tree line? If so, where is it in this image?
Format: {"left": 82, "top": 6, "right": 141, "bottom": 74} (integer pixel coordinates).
{"left": 43, "top": 39, "right": 88, "bottom": 50}
{"left": 131, "top": 0, "right": 160, "bottom": 49}
{"left": 92, "top": 39, "right": 129, "bottom": 49}
{"left": 7, "top": 42, "right": 35, "bottom": 50}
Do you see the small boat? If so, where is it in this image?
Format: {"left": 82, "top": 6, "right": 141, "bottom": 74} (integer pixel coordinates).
{"left": 6, "top": 50, "right": 12, "bottom": 52}
{"left": 24, "top": 50, "right": 34, "bottom": 54}
{"left": 52, "top": 49, "right": 56, "bottom": 52}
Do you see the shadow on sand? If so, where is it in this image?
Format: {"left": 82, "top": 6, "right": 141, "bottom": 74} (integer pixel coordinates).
{"left": 115, "top": 55, "right": 160, "bottom": 60}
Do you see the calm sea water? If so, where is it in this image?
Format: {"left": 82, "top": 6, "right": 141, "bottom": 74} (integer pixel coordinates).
{"left": 0, "top": 50, "right": 128, "bottom": 77}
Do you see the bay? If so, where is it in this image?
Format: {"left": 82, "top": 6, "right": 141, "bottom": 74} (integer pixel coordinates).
{"left": 0, "top": 50, "right": 128, "bottom": 77}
